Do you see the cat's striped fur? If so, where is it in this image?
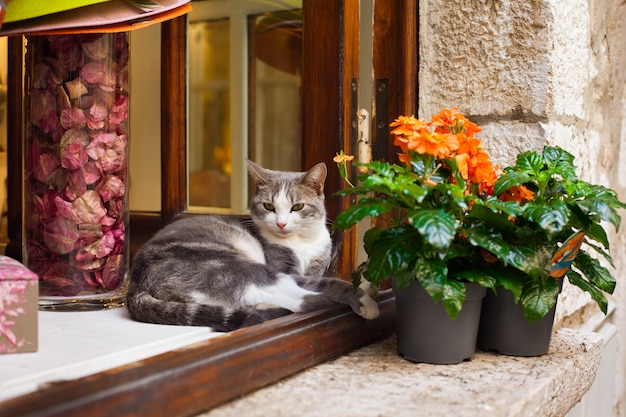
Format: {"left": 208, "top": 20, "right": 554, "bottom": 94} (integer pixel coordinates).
{"left": 126, "top": 160, "right": 379, "bottom": 331}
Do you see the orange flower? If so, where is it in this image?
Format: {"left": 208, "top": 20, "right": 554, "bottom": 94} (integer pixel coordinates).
{"left": 333, "top": 152, "right": 355, "bottom": 163}
{"left": 391, "top": 115, "right": 460, "bottom": 159}
{"left": 499, "top": 185, "right": 535, "bottom": 203}
{"left": 431, "top": 108, "right": 481, "bottom": 136}
{"left": 390, "top": 115, "right": 429, "bottom": 136}
{"left": 409, "top": 131, "right": 460, "bottom": 158}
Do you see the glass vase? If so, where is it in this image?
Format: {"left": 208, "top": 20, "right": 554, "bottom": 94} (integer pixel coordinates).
{"left": 23, "top": 33, "right": 130, "bottom": 311}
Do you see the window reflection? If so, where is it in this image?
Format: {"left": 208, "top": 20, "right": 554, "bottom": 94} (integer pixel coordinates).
{"left": 187, "top": 2, "right": 303, "bottom": 212}
{"left": 188, "top": 19, "right": 231, "bottom": 208}
{"left": 249, "top": 9, "right": 302, "bottom": 174}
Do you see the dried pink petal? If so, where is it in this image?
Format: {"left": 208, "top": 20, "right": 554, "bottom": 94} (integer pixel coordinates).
{"left": 47, "top": 35, "right": 82, "bottom": 72}
{"left": 81, "top": 61, "right": 117, "bottom": 91}
{"left": 29, "top": 90, "right": 57, "bottom": 127}
{"left": 31, "top": 62, "right": 53, "bottom": 89}
{"left": 88, "top": 100, "right": 108, "bottom": 121}
{"left": 102, "top": 255, "right": 124, "bottom": 290}
{"left": 81, "top": 34, "right": 111, "bottom": 61}
{"left": 63, "top": 170, "right": 87, "bottom": 201}
{"left": 60, "top": 129, "right": 90, "bottom": 170}
{"left": 64, "top": 78, "right": 89, "bottom": 100}
{"left": 34, "top": 152, "right": 61, "bottom": 184}
{"left": 75, "top": 231, "right": 115, "bottom": 261}
{"left": 72, "top": 190, "right": 107, "bottom": 224}
{"left": 60, "top": 107, "right": 87, "bottom": 130}
{"left": 56, "top": 84, "right": 71, "bottom": 110}
{"left": 43, "top": 218, "right": 79, "bottom": 254}
{"left": 53, "top": 195, "right": 76, "bottom": 222}
{"left": 98, "top": 175, "right": 126, "bottom": 202}
{"left": 81, "top": 161, "right": 102, "bottom": 185}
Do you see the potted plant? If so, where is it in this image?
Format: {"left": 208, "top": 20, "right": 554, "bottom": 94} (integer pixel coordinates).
{"left": 333, "top": 108, "right": 624, "bottom": 362}
{"left": 476, "top": 145, "right": 624, "bottom": 355}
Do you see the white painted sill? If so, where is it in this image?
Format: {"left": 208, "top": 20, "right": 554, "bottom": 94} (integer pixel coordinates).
{"left": 0, "top": 308, "right": 225, "bottom": 402}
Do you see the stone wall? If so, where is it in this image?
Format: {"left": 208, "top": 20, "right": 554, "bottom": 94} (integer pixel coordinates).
{"left": 418, "top": 0, "right": 626, "bottom": 414}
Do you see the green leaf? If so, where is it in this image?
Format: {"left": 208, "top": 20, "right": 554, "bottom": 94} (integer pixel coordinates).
{"left": 542, "top": 146, "right": 577, "bottom": 180}
{"left": 362, "top": 226, "right": 384, "bottom": 255}
{"left": 566, "top": 269, "right": 608, "bottom": 314}
{"left": 333, "top": 198, "right": 395, "bottom": 229}
{"left": 450, "top": 269, "right": 497, "bottom": 291}
{"left": 520, "top": 278, "right": 559, "bottom": 322}
{"left": 464, "top": 227, "right": 522, "bottom": 270}
{"left": 467, "top": 203, "right": 518, "bottom": 233}
{"left": 515, "top": 150, "right": 545, "bottom": 176}
{"left": 413, "top": 256, "right": 448, "bottom": 301}
{"left": 573, "top": 251, "right": 616, "bottom": 294}
{"left": 522, "top": 201, "right": 570, "bottom": 234}
{"left": 494, "top": 171, "right": 532, "bottom": 196}
{"left": 412, "top": 257, "right": 466, "bottom": 320}
{"left": 441, "top": 280, "right": 467, "bottom": 320}
{"left": 407, "top": 209, "right": 457, "bottom": 249}
{"left": 365, "top": 227, "right": 420, "bottom": 283}
{"left": 574, "top": 194, "right": 623, "bottom": 230}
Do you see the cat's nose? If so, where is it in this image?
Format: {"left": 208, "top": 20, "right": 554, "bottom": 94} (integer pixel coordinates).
{"left": 276, "top": 222, "right": 287, "bottom": 230}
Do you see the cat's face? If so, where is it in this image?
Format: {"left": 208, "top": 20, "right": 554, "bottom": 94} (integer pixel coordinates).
{"left": 247, "top": 161, "right": 327, "bottom": 238}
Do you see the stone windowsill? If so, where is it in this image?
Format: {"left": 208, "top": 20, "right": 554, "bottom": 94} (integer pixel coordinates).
{"left": 203, "top": 328, "right": 603, "bottom": 417}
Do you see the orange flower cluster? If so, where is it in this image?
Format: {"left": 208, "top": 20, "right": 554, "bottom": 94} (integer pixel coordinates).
{"left": 499, "top": 185, "right": 535, "bottom": 203}
{"left": 390, "top": 108, "right": 498, "bottom": 195}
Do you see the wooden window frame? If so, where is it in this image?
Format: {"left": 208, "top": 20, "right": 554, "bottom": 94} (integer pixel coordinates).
{"left": 2, "top": 1, "right": 416, "bottom": 415}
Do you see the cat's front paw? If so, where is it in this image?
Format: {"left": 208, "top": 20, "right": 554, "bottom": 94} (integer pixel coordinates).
{"left": 358, "top": 278, "right": 375, "bottom": 297}
{"left": 356, "top": 294, "right": 379, "bottom": 319}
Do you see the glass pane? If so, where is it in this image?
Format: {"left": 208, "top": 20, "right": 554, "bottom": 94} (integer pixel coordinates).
{"left": 187, "top": 2, "right": 302, "bottom": 212}
{"left": 248, "top": 9, "right": 302, "bottom": 172}
{"left": 188, "top": 18, "right": 231, "bottom": 208}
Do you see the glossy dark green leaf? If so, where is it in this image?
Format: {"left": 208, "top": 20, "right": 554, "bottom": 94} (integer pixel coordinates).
{"left": 573, "top": 251, "right": 616, "bottom": 294}
{"left": 542, "top": 146, "right": 577, "bottom": 180}
{"left": 333, "top": 198, "right": 395, "bottom": 229}
{"left": 566, "top": 269, "right": 608, "bottom": 314}
{"left": 413, "top": 256, "right": 447, "bottom": 301}
{"left": 494, "top": 171, "right": 532, "bottom": 196}
{"left": 520, "top": 279, "right": 559, "bottom": 322}
{"left": 365, "top": 227, "right": 420, "bottom": 283}
{"left": 440, "top": 280, "right": 466, "bottom": 320}
{"left": 522, "top": 201, "right": 569, "bottom": 233}
{"left": 407, "top": 209, "right": 457, "bottom": 249}
{"left": 450, "top": 269, "right": 498, "bottom": 292}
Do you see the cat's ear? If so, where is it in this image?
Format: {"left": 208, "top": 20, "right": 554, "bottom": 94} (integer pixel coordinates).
{"left": 246, "top": 159, "right": 270, "bottom": 187}
{"left": 302, "top": 163, "right": 327, "bottom": 196}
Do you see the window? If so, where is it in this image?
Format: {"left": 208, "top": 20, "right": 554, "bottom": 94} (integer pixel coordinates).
{"left": 3, "top": 1, "right": 417, "bottom": 415}
{"left": 187, "top": 1, "right": 303, "bottom": 213}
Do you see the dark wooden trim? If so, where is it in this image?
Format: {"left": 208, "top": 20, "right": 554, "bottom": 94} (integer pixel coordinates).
{"left": 129, "top": 212, "right": 162, "bottom": 260}
{"left": 0, "top": 292, "right": 396, "bottom": 417}
{"left": 302, "top": 0, "right": 359, "bottom": 277}
{"left": 373, "top": 0, "right": 418, "bottom": 162}
{"left": 5, "top": 36, "right": 24, "bottom": 261}
{"left": 161, "top": 16, "right": 188, "bottom": 223}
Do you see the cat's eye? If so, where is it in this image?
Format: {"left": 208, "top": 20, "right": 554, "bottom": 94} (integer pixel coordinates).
{"left": 263, "top": 203, "right": 275, "bottom": 212}
{"left": 291, "top": 203, "right": 305, "bottom": 212}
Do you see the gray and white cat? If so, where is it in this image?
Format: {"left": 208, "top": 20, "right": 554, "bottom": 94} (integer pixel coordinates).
{"left": 126, "top": 160, "right": 379, "bottom": 331}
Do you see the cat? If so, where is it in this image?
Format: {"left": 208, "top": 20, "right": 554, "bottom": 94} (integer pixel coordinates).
{"left": 126, "top": 160, "right": 379, "bottom": 331}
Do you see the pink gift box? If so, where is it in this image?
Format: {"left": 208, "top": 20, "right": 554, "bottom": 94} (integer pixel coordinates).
{"left": 0, "top": 256, "right": 38, "bottom": 354}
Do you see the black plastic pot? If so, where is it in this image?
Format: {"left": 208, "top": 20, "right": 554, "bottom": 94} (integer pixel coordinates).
{"left": 394, "top": 281, "right": 486, "bottom": 364}
{"left": 477, "top": 286, "right": 557, "bottom": 356}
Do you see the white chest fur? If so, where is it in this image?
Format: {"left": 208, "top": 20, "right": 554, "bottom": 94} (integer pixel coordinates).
{"left": 262, "top": 225, "right": 331, "bottom": 275}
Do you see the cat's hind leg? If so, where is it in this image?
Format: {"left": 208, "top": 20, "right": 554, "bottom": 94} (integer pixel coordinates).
{"left": 293, "top": 276, "right": 380, "bottom": 319}
{"left": 242, "top": 274, "right": 379, "bottom": 319}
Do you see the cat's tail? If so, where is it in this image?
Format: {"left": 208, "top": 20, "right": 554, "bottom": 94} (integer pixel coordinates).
{"left": 126, "top": 290, "right": 292, "bottom": 332}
